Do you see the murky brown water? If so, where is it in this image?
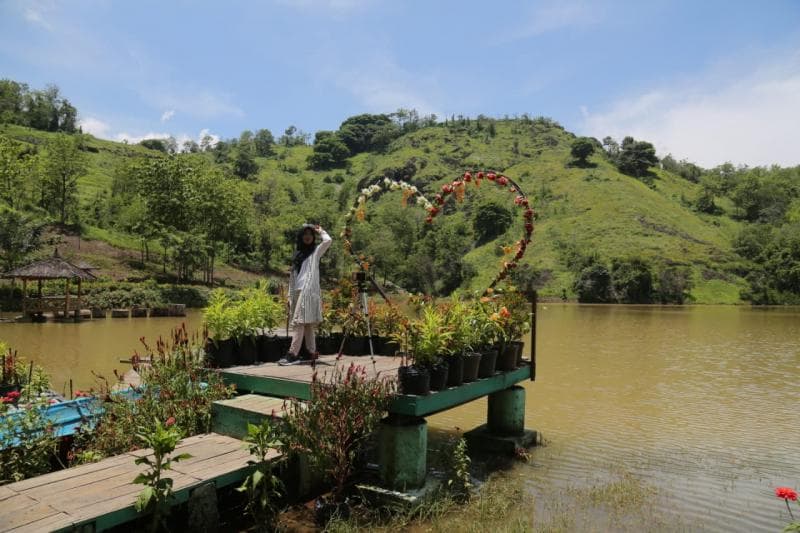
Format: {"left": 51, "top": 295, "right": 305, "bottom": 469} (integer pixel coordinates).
{"left": 1, "top": 304, "right": 798, "bottom": 531}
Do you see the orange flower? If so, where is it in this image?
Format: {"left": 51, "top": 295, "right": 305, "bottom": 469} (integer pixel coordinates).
{"left": 499, "top": 306, "right": 511, "bottom": 319}
{"left": 480, "top": 296, "right": 490, "bottom": 303}
{"left": 486, "top": 287, "right": 494, "bottom": 294}
{"left": 490, "top": 312, "right": 500, "bottom": 321}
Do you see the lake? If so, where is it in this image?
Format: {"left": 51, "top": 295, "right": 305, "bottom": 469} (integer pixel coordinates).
{"left": 1, "top": 304, "right": 798, "bottom": 531}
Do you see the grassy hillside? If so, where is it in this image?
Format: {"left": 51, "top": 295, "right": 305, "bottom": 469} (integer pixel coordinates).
{"left": 0, "top": 119, "right": 748, "bottom": 303}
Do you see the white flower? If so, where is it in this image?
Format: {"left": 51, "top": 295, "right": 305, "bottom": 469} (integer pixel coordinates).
{"left": 383, "top": 177, "right": 392, "bottom": 185}
{"left": 358, "top": 195, "right": 366, "bottom": 204}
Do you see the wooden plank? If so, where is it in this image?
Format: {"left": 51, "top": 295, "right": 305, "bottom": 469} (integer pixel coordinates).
{"left": 0, "top": 502, "right": 63, "bottom": 531}
{"left": 389, "top": 364, "right": 531, "bottom": 417}
{"left": 222, "top": 371, "right": 312, "bottom": 399}
{"left": 7, "top": 511, "right": 72, "bottom": 533}
{"left": 0, "top": 486, "right": 17, "bottom": 502}
{"left": 8, "top": 453, "right": 134, "bottom": 491}
{"left": 0, "top": 495, "right": 42, "bottom": 521}
{"left": 21, "top": 460, "right": 142, "bottom": 500}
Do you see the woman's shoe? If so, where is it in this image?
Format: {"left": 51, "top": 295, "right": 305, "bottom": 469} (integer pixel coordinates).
{"left": 278, "top": 353, "right": 302, "bottom": 366}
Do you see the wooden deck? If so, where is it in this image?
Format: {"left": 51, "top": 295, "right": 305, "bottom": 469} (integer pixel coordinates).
{"left": 0, "top": 433, "right": 277, "bottom": 533}
{"left": 220, "top": 355, "right": 533, "bottom": 417}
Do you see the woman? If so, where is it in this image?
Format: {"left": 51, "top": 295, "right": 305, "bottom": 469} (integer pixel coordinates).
{"left": 278, "top": 224, "right": 332, "bottom": 365}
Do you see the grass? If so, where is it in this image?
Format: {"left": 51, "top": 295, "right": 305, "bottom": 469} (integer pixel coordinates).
{"left": 1, "top": 118, "right": 751, "bottom": 302}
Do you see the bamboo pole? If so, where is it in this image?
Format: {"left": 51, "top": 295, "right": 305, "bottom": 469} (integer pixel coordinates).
{"left": 21, "top": 278, "right": 27, "bottom": 317}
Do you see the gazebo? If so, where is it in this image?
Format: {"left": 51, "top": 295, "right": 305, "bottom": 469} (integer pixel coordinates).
{"left": 1, "top": 250, "right": 97, "bottom": 321}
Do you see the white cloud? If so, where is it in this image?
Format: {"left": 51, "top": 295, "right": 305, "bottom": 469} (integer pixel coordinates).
{"left": 114, "top": 129, "right": 220, "bottom": 151}
{"left": 143, "top": 87, "right": 244, "bottom": 119}
{"left": 580, "top": 48, "right": 800, "bottom": 167}
{"left": 323, "top": 52, "right": 442, "bottom": 116}
{"left": 15, "top": 0, "right": 55, "bottom": 30}
{"left": 78, "top": 117, "right": 111, "bottom": 138}
{"left": 114, "top": 131, "right": 172, "bottom": 145}
{"left": 160, "top": 110, "right": 175, "bottom": 122}
{"left": 505, "top": 1, "right": 601, "bottom": 41}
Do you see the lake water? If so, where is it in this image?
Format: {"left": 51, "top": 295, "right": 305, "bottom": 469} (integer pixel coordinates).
{"left": 1, "top": 304, "right": 798, "bottom": 531}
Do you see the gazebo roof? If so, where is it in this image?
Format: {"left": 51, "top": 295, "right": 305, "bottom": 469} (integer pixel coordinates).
{"left": 2, "top": 252, "right": 97, "bottom": 281}
{"left": 71, "top": 260, "right": 98, "bottom": 271}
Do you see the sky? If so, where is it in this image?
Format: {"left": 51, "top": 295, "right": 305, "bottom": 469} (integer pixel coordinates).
{"left": 1, "top": 0, "right": 799, "bottom": 167}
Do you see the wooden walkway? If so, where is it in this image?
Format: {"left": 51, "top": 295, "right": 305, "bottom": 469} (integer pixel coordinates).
{"left": 0, "top": 433, "right": 277, "bottom": 532}
{"left": 221, "top": 355, "right": 533, "bottom": 417}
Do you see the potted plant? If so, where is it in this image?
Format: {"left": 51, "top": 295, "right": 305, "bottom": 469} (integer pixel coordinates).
{"left": 371, "top": 303, "right": 403, "bottom": 356}
{"left": 443, "top": 299, "right": 471, "bottom": 387}
{"left": 392, "top": 321, "right": 429, "bottom": 395}
{"left": 203, "top": 290, "right": 235, "bottom": 368}
{"left": 413, "top": 306, "right": 451, "bottom": 391}
{"left": 493, "top": 289, "right": 531, "bottom": 371}
{"left": 342, "top": 306, "right": 370, "bottom": 355}
{"left": 472, "top": 300, "right": 503, "bottom": 378}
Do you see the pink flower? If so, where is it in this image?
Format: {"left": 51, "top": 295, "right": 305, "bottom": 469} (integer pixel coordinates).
{"left": 165, "top": 416, "right": 176, "bottom": 427}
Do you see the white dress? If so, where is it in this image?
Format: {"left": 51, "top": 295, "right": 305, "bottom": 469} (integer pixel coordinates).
{"left": 288, "top": 229, "right": 332, "bottom": 325}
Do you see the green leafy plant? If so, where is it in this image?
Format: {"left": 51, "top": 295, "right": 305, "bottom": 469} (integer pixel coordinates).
{"left": 282, "top": 362, "right": 394, "bottom": 501}
{"left": 467, "top": 298, "right": 503, "bottom": 350}
{"left": 231, "top": 287, "right": 283, "bottom": 342}
{"left": 446, "top": 437, "right": 472, "bottom": 502}
{"left": 133, "top": 417, "right": 192, "bottom": 532}
{"left": 203, "top": 289, "right": 235, "bottom": 342}
{"left": 1, "top": 348, "right": 52, "bottom": 399}
{"left": 411, "top": 306, "right": 452, "bottom": 366}
{"left": 0, "top": 402, "right": 57, "bottom": 484}
{"left": 237, "top": 420, "right": 283, "bottom": 528}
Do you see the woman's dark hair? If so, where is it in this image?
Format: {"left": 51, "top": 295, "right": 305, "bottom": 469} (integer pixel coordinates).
{"left": 292, "top": 226, "right": 317, "bottom": 273}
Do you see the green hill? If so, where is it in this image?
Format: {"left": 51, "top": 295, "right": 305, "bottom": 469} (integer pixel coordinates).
{"left": 0, "top": 118, "right": 750, "bottom": 303}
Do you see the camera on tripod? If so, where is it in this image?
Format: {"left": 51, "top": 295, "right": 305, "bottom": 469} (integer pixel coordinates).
{"left": 352, "top": 270, "right": 368, "bottom": 292}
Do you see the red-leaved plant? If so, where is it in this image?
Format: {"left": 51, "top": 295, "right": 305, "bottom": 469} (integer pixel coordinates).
{"left": 281, "top": 362, "right": 394, "bottom": 501}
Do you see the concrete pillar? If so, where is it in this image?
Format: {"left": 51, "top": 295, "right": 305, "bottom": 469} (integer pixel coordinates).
{"left": 379, "top": 415, "right": 427, "bottom": 491}
{"left": 487, "top": 385, "right": 525, "bottom": 436}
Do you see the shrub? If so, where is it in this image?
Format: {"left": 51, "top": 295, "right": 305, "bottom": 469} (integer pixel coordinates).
{"left": 655, "top": 266, "right": 693, "bottom": 304}
{"left": 574, "top": 264, "right": 613, "bottom": 303}
{"left": 611, "top": 258, "right": 654, "bottom": 303}
{"left": 282, "top": 363, "right": 394, "bottom": 500}
{"left": 237, "top": 420, "right": 283, "bottom": 527}
{"left": 78, "top": 325, "right": 234, "bottom": 457}
{"left": 0, "top": 402, "right": 57, "bottom": 484}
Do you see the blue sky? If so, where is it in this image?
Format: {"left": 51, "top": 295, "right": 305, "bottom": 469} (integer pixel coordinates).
{"left": 1, "top": 0, "right": 799, "bottom": 166}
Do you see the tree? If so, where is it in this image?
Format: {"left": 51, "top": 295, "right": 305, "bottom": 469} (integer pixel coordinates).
{"left": 573, "top": 264, "right": 613, "bottom": 303}
{"left": 182, "top": 140, "right": 200, "bottom": 153}
{"left": 253, "top": 129, "right": 275, "bottom": 157}
{"left": 307, "top": 131, "right": 350, "bottom": 170}
{"left": 0, "top": 135, "right": 36, "bottom": 208}
{"left": 0, "top": 207, "right": 43, "bottom": 271}
{"left": 473, "top": 201, "right": 513, "bottom": 245}
{"left": 655, "top": 266, "right": 693, "bottom": 304}
{"left": 337, "top": 114, "right": 400, "bottom": 154}
{"left": 570, "top": 137, "right": 595, "bottom": 166}
{"left": 200, "top": 134, "right": 216, "bottom": 152}
{"left": 0, "top": 79, "right": 28, "bottom": 124}
{"left": 140, "top": 139, "right": 168, "bottom": 153}
{"left": 43, "top": 134, "right": 87, "bottom": 225}
{"left": 611, "top": 257, "right": 653, "bottom": 303}
{"left": 233, "top": 149, "right": 259, "bottom": 180}
{"left": 616, "top": 136, "right": 659, "bottom": 178}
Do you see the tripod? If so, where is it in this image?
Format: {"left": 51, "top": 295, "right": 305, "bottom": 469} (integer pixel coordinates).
{"left": 338, "top": 270, "right": 381, "bottom": 357}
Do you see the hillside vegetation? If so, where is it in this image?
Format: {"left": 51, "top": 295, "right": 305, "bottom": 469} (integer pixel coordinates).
{"left": 2, "top": 85, "right": 798, "bottom": 304}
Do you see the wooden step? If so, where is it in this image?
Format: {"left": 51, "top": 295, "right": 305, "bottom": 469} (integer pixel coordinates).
{"left": 212, "top": 394, "right": 289, "bottom": 440}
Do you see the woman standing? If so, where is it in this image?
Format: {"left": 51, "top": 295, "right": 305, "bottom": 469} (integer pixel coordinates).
{"left": 278, "top": 224, "right": 332, "bottom": 365}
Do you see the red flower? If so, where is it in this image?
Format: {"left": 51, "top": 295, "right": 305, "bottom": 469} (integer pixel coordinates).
{"left": 487, "top": 172, "right": 496, "bottom": 181}
{"left": 525, "top": 222, "right": 533, "bottom": 233}
{"left": 429, "top": 206, "right": 439, "bottom": 215}
{"left": 165, "top": 416, "right": 176, "bottom": 427}
{"left": 6, "top": 390, "right": 20, "bottom": 400}
{"left": 463, "top": 171, "right": 472, "bottom": 182}
{"left": 441, "top": 184, "right": 452, "bottom": 194}
{"left": 776, "top": 487, "right": 798, "bottom": 501}
{"left": 435, "top": 194, "right": 444, "bottom": 205}
{"left": 425, "top": 216, "right": 433, "bottom": 223}
{"left": 497, "top": 176, "right": 508, "bottom": 186}
{"left": 524, "top": 208, "right": 534, "bottom": 220}
{"left": 476, "top": 171, "right": 484, "bottom": 179}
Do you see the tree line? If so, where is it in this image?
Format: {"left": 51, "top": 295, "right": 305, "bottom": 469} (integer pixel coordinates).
{"left": 0, "top": 80, "right": 78, "bottom": 133}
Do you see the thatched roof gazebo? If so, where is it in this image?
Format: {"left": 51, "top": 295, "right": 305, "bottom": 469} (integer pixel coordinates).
{"left": 1, "top": 250, "right": 96, "bottom": 321}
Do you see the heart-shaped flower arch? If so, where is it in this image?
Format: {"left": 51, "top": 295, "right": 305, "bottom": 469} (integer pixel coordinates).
{"left": 341, "top": 171, "right": 534, "bottom": 296}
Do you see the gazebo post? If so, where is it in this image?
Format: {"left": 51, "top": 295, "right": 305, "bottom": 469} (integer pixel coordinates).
{"left": 21, "top": 278, "right": 27, "bottom": 318}
{"left": 76, "top": 278, "right": 82, "bottom": 320}
{"left": 64, "top": 278, "right": 70, "bottom": 320}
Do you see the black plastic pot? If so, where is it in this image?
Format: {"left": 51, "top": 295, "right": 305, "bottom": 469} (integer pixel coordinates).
{"left": 478, "top": 348, "right": 498, "bottom": 378}
{"left": 462, "top": 352, "right": 482, "bottom": 382}
{"left": 257, "top": 336, "right": 282, "bottom": 362}
{"left": 446, "top": 354, "right": 464, "bottom": 387}
{"left": 429, "top": 360, "right": 449, "bottom": 391}
{"left": 0, "top": 384, "right": 20, "bottom": 396}
{"left": 511, "top": 340, "right": 525, "bottom": 366}
{"left": 236, "top": 336, "right": 258, "bottom": 365}
{"left": 344, "top": 335, "right": 370, "bottom": 355}
{"left": 496, "top": 342, "right": 520, "bottom": 372}
{"left": 205, "top": 338, "right": 235, "bottom": 368}
{"left": 398, "top": 365, "right": 430, "bottom": 395}
{"left": 316, "top": 334, "right": 339, "bottom": 355}
{"left": 380, "top": 339, "right": 399, "bottom": 356}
